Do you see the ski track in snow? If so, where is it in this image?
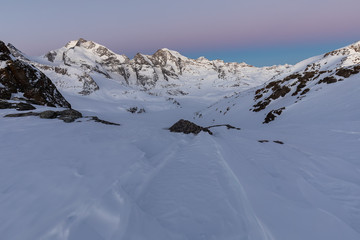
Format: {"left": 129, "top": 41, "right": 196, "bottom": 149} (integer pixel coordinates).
{"left": 1, "top": 99, "right": 360, "bottom": 240}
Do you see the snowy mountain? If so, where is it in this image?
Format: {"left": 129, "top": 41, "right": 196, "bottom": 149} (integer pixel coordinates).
{"left": 198, "top": 41, "right": 360, "bottom": 125}
{"left": 1, "top": 39, "right": 360, "bottom": 240}
{"left": 20, "top": 38, "right": 290, "bottom": 96}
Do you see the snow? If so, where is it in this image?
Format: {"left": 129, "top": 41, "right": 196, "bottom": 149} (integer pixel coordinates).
{"left": 0, "top": 61, "right": 7, "bottom": 69}
{"left": 1, "top": 40, "right": 360, "bottom": 240}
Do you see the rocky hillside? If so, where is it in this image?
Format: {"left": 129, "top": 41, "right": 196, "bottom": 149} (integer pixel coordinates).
{"left": 0, "top": 41, "right": 71, "bottom": 108}
{"left": 22, "top": 38, "right": 290, "bottom": 96}
{"left": 197, "top": 41, "right": 360, "bottom": 125}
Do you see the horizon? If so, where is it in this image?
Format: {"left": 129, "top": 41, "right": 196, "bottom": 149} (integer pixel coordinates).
{"left": 2, "top": 0, "right": 360, "bottom": 67}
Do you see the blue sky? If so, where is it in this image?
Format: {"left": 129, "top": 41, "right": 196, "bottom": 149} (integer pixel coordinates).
{"left": 2, "top": 0, "right": 360, "bottom": 66}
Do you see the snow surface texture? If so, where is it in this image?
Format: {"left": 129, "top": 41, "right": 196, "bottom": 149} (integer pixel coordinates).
{"left": 1, "top": 40, "right": 360, "bottom": 240}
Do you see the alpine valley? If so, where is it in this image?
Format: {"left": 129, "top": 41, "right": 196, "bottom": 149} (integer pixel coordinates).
{"left": 1, "top": 38, "right": 360, "bottom": 240}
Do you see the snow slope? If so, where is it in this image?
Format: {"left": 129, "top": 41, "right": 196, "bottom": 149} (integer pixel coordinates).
{"left": 1, "top": 40, "right": 360, "bottom": 240}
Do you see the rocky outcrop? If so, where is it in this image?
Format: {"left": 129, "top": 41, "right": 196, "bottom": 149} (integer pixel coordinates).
{"left": 0, "top": 100, "right": 36, "bottom": 111}
{"left": 0, "top": 41, "right": 71, "bottom": 108}
{"left": 4, "top": 108, "right": 120, "bottom": 126}
{"left": 169, "top": 119, "right": 212, "bottom": 135}
{"left": 5, "top": 109, "right": 82, "bottom": 123}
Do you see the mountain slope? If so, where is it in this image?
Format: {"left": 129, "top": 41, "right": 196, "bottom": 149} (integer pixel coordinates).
{"left": 197, "top": 41, "right": 360, "bottom": 126}
{"left": 0, "top": 41, "right": 71, "bottom": 108}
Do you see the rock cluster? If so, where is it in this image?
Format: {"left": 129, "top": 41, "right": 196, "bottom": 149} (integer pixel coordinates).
{"left": 5, "top": 109, "right": 82, "bottom": 123}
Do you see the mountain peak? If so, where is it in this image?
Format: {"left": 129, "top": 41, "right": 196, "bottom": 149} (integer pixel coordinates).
{"left": 152, "top": 48, "right": 188, "bottom": 63}
{"left": 76, "top": 38, "right": 88, "bottom": 46}
{"left": 74, "top": 38, "right": 96, "bottom": 49}
{"left": 348, "top": 40, "right": 360, "bottom": 52}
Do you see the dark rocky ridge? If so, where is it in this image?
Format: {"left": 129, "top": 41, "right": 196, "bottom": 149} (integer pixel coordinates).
{"left": 0, "top": 41, "right": 71, "bottom": 108}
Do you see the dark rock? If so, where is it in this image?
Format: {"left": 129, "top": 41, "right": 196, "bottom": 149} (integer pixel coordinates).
{"left": 57, "top": 109, "right": 82, "bottom": 123}
{"left": 89, "top": 116, "right": 120, "bottom": 126}
{"left": 335, "top": 66, "right": 360, "bottom": 78}
{"left": 3, "top": 108, "right": 84, "bottom": 123}
{"left": 0, "top": 41, "right": 11, "bottom": 61}
{"left": 253, "top": 81, "right": 290, "bottom": 112}
{"left": 318, "top": 76, "right": 337, "bottom": 84}
{"left": 169, "top": 119, "right": 212, "bottom": 135}
{"left": 207, "top": 124, "right": 241, "bottom": 130}
{"left": 45, "top": 51, "right": 57, "bottom": 62}
{"left": 0, "top": 100, "right": 12, "bottom": 109}
{"left": 0, "top": 100, "right": 35, "bottom": 111}
{"left": 58, "top": 109, "right": 82, "bottom": 118}
{"left": 300, "top": 88, "right": 310, "bottom": 95}
{"left": 263, "top": 107, "right": 285, "bottom": 124}
{"left": 4, "top": 112, "right": 39, "bottom": 118}
{"left": 127, "top": 107, "right": 146, "bottom": 114}
{"left": 15, "top": 102, "right": 36, "bottom": 111}
{"left": 39, "top": 110, "right": 58, "bottom": 119}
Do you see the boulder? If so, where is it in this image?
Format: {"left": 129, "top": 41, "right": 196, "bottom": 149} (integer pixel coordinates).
{"left": 39, "top": 110, "right": 58, "bottom": 119}
{"left": 57, "top": 109, "right": 82, "bottom": 123}
{"left": 169, "top": 119, "right": 212, "bottom": 135}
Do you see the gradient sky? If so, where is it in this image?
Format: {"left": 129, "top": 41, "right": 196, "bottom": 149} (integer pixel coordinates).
{"left": 2, "top": 0, "right": 360, "bottom": 66}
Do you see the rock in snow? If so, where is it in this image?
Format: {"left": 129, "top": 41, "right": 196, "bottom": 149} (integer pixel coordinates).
{"left": 169, "top": 119, "right": 212, "bottom": 135}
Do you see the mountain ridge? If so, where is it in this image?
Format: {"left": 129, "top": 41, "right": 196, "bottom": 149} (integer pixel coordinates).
{"left": 17, "top": 38, "right": 289, "bottom": 95}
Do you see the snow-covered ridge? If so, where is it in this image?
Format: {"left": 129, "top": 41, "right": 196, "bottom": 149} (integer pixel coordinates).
{"left": 197, "top": 40, "right": 360, "bottom": 126}
{"left": 14, "top": 38, "right": 290, "bottom": 96}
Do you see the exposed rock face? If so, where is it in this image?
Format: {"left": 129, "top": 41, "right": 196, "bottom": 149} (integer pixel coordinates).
{"left": 0, "top": 41, "right": 71, "bottom": 108}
